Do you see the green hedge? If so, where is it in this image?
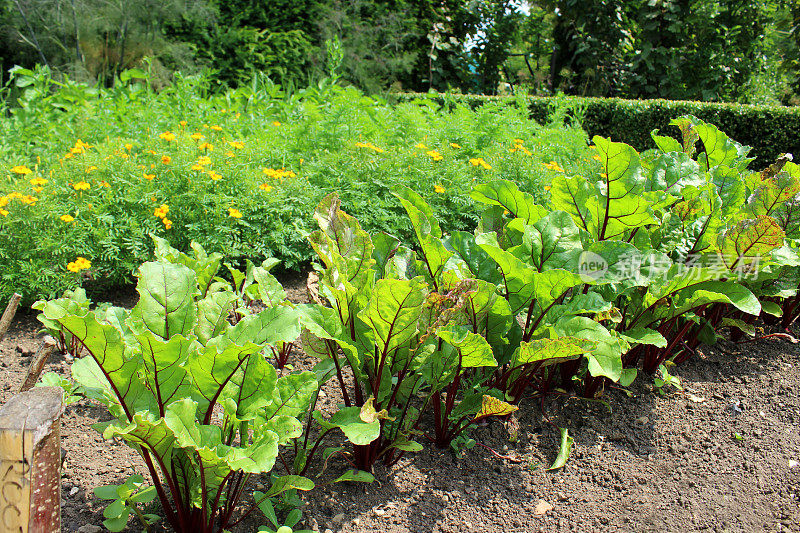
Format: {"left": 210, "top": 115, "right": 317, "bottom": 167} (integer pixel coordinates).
{"left": 395, "top": 92, "right": 800, "bottom": 169}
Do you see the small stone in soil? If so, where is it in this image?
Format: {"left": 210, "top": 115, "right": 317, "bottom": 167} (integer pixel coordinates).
{"left": 534, "top": 499, "right": 553, "bottom": 515}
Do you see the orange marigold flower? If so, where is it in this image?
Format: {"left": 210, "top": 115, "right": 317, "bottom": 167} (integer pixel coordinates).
{"left": 161, "top": 155, "right": 172, "bottom": 165}
{"left": 162, "top": 218, "right": 173, "bottom": 229}
{"left": 144, "top": 174, "right": 155, "bottom": 181}
{"left": 60, "top": 214, "right": 75, "bottom": 223}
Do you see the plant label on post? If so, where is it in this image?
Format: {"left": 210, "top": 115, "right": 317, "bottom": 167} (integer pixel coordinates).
{"left": 0, "top": 387, "right": 64, "bottom": 533}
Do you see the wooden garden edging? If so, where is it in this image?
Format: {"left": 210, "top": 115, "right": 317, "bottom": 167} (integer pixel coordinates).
{"left": 0, "top": 387, "right": 64, "bottom": 533}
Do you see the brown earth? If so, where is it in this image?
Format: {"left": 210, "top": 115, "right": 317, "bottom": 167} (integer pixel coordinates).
{"left": 1, "top": 273, "right": 798, "bottom": 533}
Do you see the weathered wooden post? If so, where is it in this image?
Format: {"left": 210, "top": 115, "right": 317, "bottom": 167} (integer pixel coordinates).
{"left": 0, "top": 293, "right": 22, "bottom": 342}
{"left": 0, "top": 387, "right": 64, "bottom": 533}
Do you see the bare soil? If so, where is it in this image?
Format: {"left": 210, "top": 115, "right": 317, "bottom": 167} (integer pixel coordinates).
{"left": 1, "top": 274, "right": 798, "bottom": 533}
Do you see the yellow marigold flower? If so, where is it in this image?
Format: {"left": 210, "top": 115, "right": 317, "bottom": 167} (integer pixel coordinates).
{"left": 198, "top": 142, "right": 213, "bottom": 152}
{"left": 11, "top": 165, "right": 32, "bottom": 175}
{"left": 179, "top": 120, "right": 188, "bottom": 127}
{"left": 469, "top": 158, "right": 492, "bottom": 170}
{"left": 60, "top": 214, "right": 75, "bottom": 223}
{"left": 434, "top": 184, "right": 445, "bottom": 193}
{"left": 159, "top": 131, "right": 176, "bottom": 142}
{"left": 228, "top": 141, "right": 244, "bottom": 149}
{"left": 259, "top": 183, "right": 273, "bottom": 192}
{"left": 450, "top": 143, "right": 462, "bottom": 149}
{"left": 20, "top": 195, "right": 37, "bottom": 205}
{"left": 119, "top": 153, "right": 129, "bottom": 159}
{"left": 191, "top": 164, "right": 204, "bottom": 171}
{"left": 208, "top": 171, "right": 222, "bottom": 181}
{"left": 73, "top": 181, "right": 90, "bottom": 191}
{"left": 544, "top": 185, "right": 552, "bottom": 191}
{"left": 503, "top": 209, "right": 510, "bottom": 215}
{"left": 197, "top": 156, "right": 212, "bottom": 166}
{"left": 426, "top": 150, "right": 443, "bottom": 162}
{"left": 98, "top": 180, "right": 110, "bottom": 187}
{"left": 191, "top": 132, "right": 205, "bottom": 141}
{"left": 514, "top": 138, "right": 525, "bottom": 144}
{"left": 228, "top": 207, "right": 242, "bottom": 218}
{"left": 154, "top": 204, "right": 169, "bottom": 218}
{"left": 225, "top": 151, "right": 235, "bottom": 158}
{"left": 210, "top": 125, "right": 223, "bottom": 131}
{"left": 85, "top": 166, "right": 98, "bottom": 173}
{"left": 30, "top": 176, "right": 48, "bottom": 186}
{"left": 354, "top": 141, "right": 384, "bottom": 154}
{"left": 63, "top": 153, "right": 74, "bottom": 160}
{"left": 509, "top": 148, "right": 517, "bottom": 153}
{"left": 161, "top": 155, "right": 172, "bottom": 165}
{"left": 272, "top": 121, "right": 281, "bottom": 127}
{"left": 518, "top": 146, "right": 532, "bottom": 156}
{"left": 601, "top": 173, "right": 608, "bottom": 179}
{"left": 162, "top": 218, "right": 173, "bottom": 229}
{"left": 144, "top": 173, "right": 155, "bottom": 181}
{"left": 67, "top": 257, "right": 91, "bottom": 272}
{"left": 544, "top": 161, "right": 565, "bottom": 173}
{"left": 0, "top": 196, "right": 8, "bottom": 207}
{"left": 7, "top": 192, "right": 21, "bottom": 199}
{"left": 593, "top": 154, "right": 601, "bottom": 161}
{"left": 0, "top": 209, "right": 7, "bottom": 216}
{"left": 33, "top": 187, "right": 43, "bottom": 192}
{"left": 124, "top": 143, "right": 133, "bottom": 151}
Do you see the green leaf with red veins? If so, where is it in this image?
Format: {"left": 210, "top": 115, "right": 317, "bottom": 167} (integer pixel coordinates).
{"left": 511, "top": 336, "right": 596, "bottom": 367}
{"left": 709, "top": 166, "right": 746, "bottom": 216}
{"left": 308, "top": 193, "right": 375, "bottom": 289}
{"left": 553, "top": 317, "right": 628, "bottom": 381}
{"left": 42, "top": 304, "right": 147, "bottom": 416}
{"left": 394, "top": 189, "right": 452, "bottom": 284}
{"left": 650, "top": 129, "right": 682, "bottom": 153}
{"left": 436, "top": 325, "right": 497, "bottom": 368}
{"left": 470, "top": 179, "right": 548, "bottom": 223}
{"left": 444, "top": 230, "right": 498, "bottom": 282}
{"left": 645, "top": 151, "right": 704, "bottom": 195}
{"left": 135, "top": 332, "right": 193, "bottom": 410}
{"left": 745, "top": 172, "right": 800, "bottom": 218}
{"left": 222, "top": 348, "right": 277, "bottom": 420}
{"left": 128, "top": 262, "right": 199, "bottom": 340}
{"left": 717, "top": 215, "right": 785, "bottom": 271}
{"left": 510, "top": 210, "right": 583, "bottom": 272}
{"left": 672, "top": 115, "right": 752, "bottom": 170}
{"left": 589, "top": 136, "right": 656, "bottom": 240}
{"left": 358, "top": 277, "right": 427, "bottom": 357}
{"left": 187, "top": 341, "right": 263, "bottom": 420}
{"left": 549, "top": 173, "right": 594, "bottom": 233}
{"left": 194, "top": 291, "right": 235, "bottom": 345}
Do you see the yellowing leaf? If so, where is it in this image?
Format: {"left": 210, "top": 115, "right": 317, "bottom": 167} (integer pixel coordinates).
{"left": 475, "top": 395, "right": 518, "bottom": 420}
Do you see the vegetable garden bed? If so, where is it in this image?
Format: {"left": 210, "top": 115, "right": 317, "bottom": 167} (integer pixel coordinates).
{"left": 1, "top": 277, "right": 798, "bottom": 532}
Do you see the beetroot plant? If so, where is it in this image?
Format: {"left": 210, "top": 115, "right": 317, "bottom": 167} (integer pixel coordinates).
{"left": 39, "top": 241, "right": 316, "bottom": 533}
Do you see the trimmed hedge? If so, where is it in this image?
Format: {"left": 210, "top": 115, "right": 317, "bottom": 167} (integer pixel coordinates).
{"left": 395, "top": 92, "right": 800, "bottom": 169}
